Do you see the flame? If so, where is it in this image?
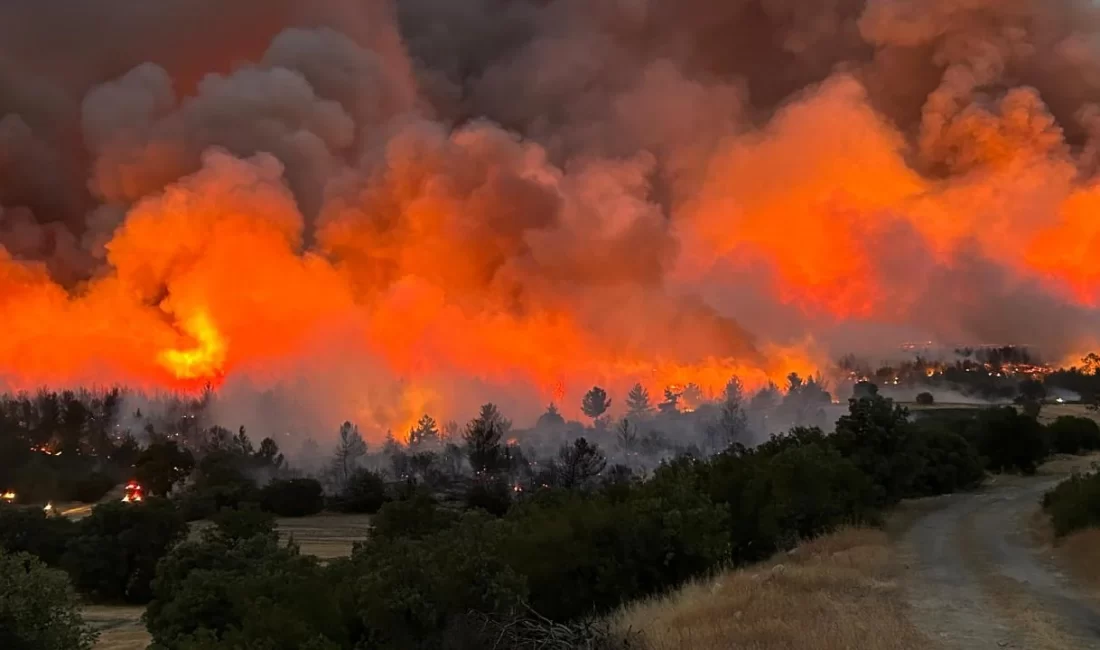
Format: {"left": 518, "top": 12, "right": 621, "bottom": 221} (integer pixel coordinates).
{"left": 157, "top": 311, "right": 227, "bottom": 382}
{"left": 6, "top": 23, "right": 1100, "bottom": 438}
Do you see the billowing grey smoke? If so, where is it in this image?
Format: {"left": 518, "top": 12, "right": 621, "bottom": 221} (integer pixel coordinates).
{"left": 2, "top": 0, "right": 1100, "bottom": 435}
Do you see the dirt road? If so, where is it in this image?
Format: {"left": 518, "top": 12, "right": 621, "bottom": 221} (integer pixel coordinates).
{"left": 901, "top": 474, "right": 1100, "bottom": 649}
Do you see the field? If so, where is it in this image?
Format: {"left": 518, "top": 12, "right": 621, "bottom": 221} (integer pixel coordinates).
{"left": 611, "top": 527, "right": 926, "bottom": 650}
{"left": 272, "top": 512, "right": 373, "bottom": 559}
{"left": 187, "top": 512, "right": 372, "bottom": 558}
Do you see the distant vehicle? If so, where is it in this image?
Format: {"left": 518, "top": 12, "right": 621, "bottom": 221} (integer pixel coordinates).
{"left": 122, "top": 481, "right": 144, "bottom": 503}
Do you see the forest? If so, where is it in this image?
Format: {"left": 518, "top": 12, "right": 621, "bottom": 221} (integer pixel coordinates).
{"left": 5, "top": 354, "right": 1100, "bottom": 649}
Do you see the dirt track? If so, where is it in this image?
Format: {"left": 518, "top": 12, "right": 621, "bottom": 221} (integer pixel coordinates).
{"left": 901, "top": 472, "right": 1100, "bottom": 649}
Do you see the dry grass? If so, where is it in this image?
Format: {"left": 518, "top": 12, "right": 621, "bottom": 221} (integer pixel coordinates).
{"left": 610, "top": 528, "right": 927, "bottom": 650}
{"left": 1054, "top": 529, "right": 1100, "bottom": 597}
{"left": 275, "top": 512, "right": 372, "bottom": 559}
{"left": 188, "top": 512, "right": 372, "bottom": 559}
{"left": 83, "top": 605, "right": 148, "bottom": 650}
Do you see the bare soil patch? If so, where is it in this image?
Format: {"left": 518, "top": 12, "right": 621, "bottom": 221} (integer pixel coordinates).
{"left": 83, "top": 605, "right": 148, "bottom": 650}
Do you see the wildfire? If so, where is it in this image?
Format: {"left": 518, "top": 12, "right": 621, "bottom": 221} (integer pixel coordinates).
{"left": 6, "top": 5, "right": 1100, "bottom": 439}
{"left": 156, "top": 311, "right": 227, "bottom": 383}
{"left": 122, "top": 481, "right": 144, "bottom": 503}
{"left": 1, "top": 491, "right": 14, "bottom": 502}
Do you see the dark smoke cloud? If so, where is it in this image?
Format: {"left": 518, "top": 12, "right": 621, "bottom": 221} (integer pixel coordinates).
{"left": 2, "top": 0, "right": 1100, "bottom": 432}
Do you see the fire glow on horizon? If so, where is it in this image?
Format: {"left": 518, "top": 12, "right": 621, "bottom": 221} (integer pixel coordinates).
{"left": 1, "top": 1, "right": 1100, "bottom": 436}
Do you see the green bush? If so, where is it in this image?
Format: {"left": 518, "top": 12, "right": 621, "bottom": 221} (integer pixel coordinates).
{"left": 908, "top": 427, "right": 985, "bottom": 496}
{"left": 0, "top": 504, "right": 75, "bottom": 566}
{"left": 209, "top": 504, "right": 277, "bottom": 542}
{"left": 499, "top": 480, "right": 728, "bottom": 620}
{"left": 62, "top": 498, "right": 187, "bottom": 603}
{"left": 370, "top": 491, "right": 458, "bottom": 542}
{"left": 1046, "top": 416, "right": 1100, "bottom": 455}
{"left": 830, "top": 397, "right": 922, "bottom": 506}
{"left": 967, "top": 407, "right": 1048, "bottom": 474}
{"left": 346, "top": 513, "right": 525, "bottom": 650}
{"left": 0, "top": 549, "right": 97, "bottom": 650}
{"left": 146, "top": 518, "right": 345, "bottom": 650}
{"left": 705, "top": 442, "right": 874, "bottom": 562}
{"left": 181, "top": 451, "right": 260, "bottom": 517}
{"left": 260, "top": 478, "right": 324, "bottom": 517}
{"left": 465, "top": 476, "right": 513, "bottom": 516}
{"left": 135, "top": 441, "right": 195, "bottom": 497}
{"left": 334, "top": 468, "right": 388, "bottom": 514}
{"left": 1042, "top": 472, "right": 1100, "bottom": 537}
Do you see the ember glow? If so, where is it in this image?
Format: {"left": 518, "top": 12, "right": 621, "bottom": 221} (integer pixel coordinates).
{"left": 2, "top": 1, "right": 1100, "bottom": 436}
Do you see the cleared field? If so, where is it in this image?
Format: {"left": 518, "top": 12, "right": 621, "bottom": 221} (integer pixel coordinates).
{"left": 611, "top": 527, "right": 926, "bottom": 650}
{"left": 275, "top": 512, "right": 373, "bottom": 559}
{"left": 188, "top": 512, "right": 372, "bottom": 559}
{"left": 84, "top": 605, "right": 148, "bottom": 650}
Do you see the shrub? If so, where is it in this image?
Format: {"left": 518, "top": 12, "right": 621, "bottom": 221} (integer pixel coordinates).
{"left": 499, "top": 480, "right": 729, "bottom": 620}
{"left": 967, "top": 407, "right": 1048, "bottom": 474}
{"left": 1047, "top": 416, "right": 1100, "bottom": 455}
{"left": 146, "top": 519, "right": 345, "bottom": 650}
{"left": 1042, "top": 472, "right": 1100, "bottom": 537}
{"left": 62, "top": 498, "right": 187, "bottom": 603}
{"left": 135, "top": 441, "right": 195, "bottom": 497}
{"left": 260, "top": 478, "right": 324, "bottom": 517}
{"left": 183, "top": 451, "right": 260, "bottom": 515}
{"left": 0, "top": 504, "right": 76, "bottom": 566}
{"left": 908, "top": 427, "right": 985, "bottom": 496}
{"left": 830, "top": 397, "right": 923, "bottom": 506}
{"left": 334, "top": 468, "right": 388, "bottom": 514}
{"left": 916, "top": 392, "right": 935, "bottom": 405}
{"left": 371, "top": 491, "right": 458, "bottom": 542}
{"left": 347, "top": 513, "right": 525, "bottom": 650}
{"left": 210, "top": 504, "right": 277, "bottom": 542}
{"left": 465, "top": 477, "right": 513, "bottom": 516}
{"left": 0, "top": 549, "right": 97, "bottom": 650}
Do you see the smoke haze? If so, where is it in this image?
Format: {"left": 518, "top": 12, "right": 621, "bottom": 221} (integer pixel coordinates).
{"left": 2, "top": 0, "right": 1100, "bottom": 437}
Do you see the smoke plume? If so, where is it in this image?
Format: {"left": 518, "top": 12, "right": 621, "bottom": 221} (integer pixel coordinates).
{"left": 2, "top": 0, "right": 1100, "bottom": 437}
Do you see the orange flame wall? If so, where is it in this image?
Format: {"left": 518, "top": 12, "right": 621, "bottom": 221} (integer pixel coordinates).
{"left": 3, "top": 1, "right": 1100, "bottom": 436}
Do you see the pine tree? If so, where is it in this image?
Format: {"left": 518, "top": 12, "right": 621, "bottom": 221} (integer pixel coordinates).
{"left": 707, "top": 376, "right": 748, "bottom": 451}
{"left": 408, "top": 414, "right": 439, "bottom": 448}
{"left": 536, "top": 403, "right": 566, "bottom": 428}
{"left": 553, "top": 437, "right": 607, "bottom": 489}
{"left": 626, "top": 383, "right": 651, "bottom": 416}
{"left": 615, "top": 418, "right": 638, "bottom": 454}
{"left": 581, "top": 386, "right": 611, "bottom": 420}
{"left": 332, "top": 422, "right": 367, "bottom": 487}
{"left": 658, "top": 387, "right": 681, "bottom": 414}
{"left": 464, "top": 403, "right": 511, "bottom": 476}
